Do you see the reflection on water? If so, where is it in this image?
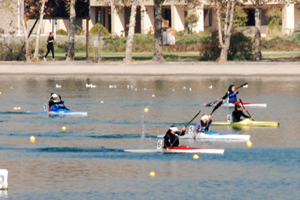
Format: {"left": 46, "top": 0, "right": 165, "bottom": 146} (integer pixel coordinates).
{"left": 0, "top": 75, "right": 299, "bottom": 199}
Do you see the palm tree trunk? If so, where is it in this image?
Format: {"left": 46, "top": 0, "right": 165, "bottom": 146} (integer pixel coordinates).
{"left": 20, "top": 2, "right": 30, "bottom": 62}
{"left": 66, "top": 0, "right": 76, "bottom": 61}
{"left": 218, "top": 0, "right": 235, "bottom": 63}
{"left": 124, "top": 0, "right": 138, "bottom": 63}
{"left": 33, "top": 0, "right": 46, "bottom": 61}
{"left": 254, "top": 1, "right": 262, "bottom": 61}
{"left": 152, "top": 0, "right": 165, "bottom": 62}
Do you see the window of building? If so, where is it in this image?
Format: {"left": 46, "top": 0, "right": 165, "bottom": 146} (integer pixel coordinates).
{"left": 162, "top": 7, "right": 171, "bottom": 27}
{"left": 245, "top": 9, "right": 255, "bottom": 26}
{"left": 204, "top": 9, "right": 212, "bottom": 27}
{"left": 261, "top": 9, "right": 269, "bottom": 25}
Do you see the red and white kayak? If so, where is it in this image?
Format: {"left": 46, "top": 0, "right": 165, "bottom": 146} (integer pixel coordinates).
{"left": 222, "top": 101, "right": 267, "bottom": 108}
{"left": 124, "top": 140, "right": 225, "bottom": 154}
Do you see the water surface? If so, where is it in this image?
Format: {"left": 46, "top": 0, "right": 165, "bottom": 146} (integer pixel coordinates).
{"left": 0, "top": 75, "right": 299, "bottom": 199}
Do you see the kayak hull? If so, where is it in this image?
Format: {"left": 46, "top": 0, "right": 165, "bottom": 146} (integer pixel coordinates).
{"left": 27, "top": 110, "right": 87, "bottom": 116}
{"left": 124, "top": 146, "right": 224, "bottom": 154}
{"left": 204, "top": 101, "right": 267, "bottom": 108}
{"left": 222, "top": 102, "right": 267, "bottom": 108}
{"left": 211, "top": 119, "right": 279, "bottom": 127}
{"left": 157, "top": 130, "right": 250, "bottom": 141}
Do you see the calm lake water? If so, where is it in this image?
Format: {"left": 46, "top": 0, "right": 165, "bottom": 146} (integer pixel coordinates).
{"left": 0, "top": 75, "right": 299, "bottom": 200}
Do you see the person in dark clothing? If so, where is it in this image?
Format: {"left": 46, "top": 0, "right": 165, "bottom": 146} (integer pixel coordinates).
{"left": 193, "top": 115, "right": 212, "bottom": 137}
{"left": 232, "top": 104, "right": 253, "bottom": 122}
{"left": 219, "top": 84, "right": 239, "bottom": 103}
{"left": 44, "top": 32, "right": 55, "bottom": 61}
{"left": 48, "top": 93, "right": 67, "bottom": 111}
{"left": 164, "top": 125, "right": 186, "bottom": 150}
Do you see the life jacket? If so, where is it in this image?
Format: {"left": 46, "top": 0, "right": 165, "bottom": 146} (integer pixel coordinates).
{"left": 228, "top": 91, "right": 237, "bottom": 103}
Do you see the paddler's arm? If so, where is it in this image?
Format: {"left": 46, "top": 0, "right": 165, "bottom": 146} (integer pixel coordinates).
{"left": 179, "top": 127, "right": 186, "bottom": 136}
{"left": 193, "top": 123, "right": 200, "bottom": 137}
{"left": 241, "top": 110, "right": 251, "bottom": 119}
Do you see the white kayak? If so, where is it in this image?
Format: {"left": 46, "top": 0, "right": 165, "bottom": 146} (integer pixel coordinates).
{"left": 157, "top": 125, "right": 250, "bottom": 141}
{"left": 124, "top": 140, "right": 224, "bottom": 154}
{"left": 26, "top": 104, "right": 87, "bottom": 116}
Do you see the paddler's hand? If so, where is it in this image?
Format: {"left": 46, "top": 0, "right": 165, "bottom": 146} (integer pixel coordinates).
{"left": 182, "top": 127, "right": 186, "bottom": 132}
{"left": 166, "top": 148, "right": 170, "bottom": 153}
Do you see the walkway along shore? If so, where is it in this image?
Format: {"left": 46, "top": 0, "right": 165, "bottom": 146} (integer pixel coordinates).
{"left": 0, "top": 61, "right": 299, "bottom": 76}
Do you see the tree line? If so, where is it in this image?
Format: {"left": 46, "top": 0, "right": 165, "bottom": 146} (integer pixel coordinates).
{"left": 0, "top": 0, "right": 295, "bottom": 62}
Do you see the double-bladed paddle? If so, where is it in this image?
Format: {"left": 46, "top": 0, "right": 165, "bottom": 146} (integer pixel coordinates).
{"left": 239, "top": 98, "right": 254, "bottom": 121}
{"left": 205, "top": 82, "right": 248, "bottom": 107}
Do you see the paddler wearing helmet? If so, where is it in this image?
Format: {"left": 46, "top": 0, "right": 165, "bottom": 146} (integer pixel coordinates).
{"left": 48, "top": 93, "right": 68, "bottom": 111}
{"left": 232, "top": 104, "right": 253, "bottom": 122}
{"left": 193, "top": 114, "right": 212, "bottom": 138}
{"left": 164, "top": 125, "right": 186, "bottom": 149}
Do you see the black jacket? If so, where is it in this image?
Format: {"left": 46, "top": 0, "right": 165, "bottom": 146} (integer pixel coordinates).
{"left": 164, "top": 130, "right": 185, "bottom": 148}
{"left": 232, "top": 110, "right": 250, "bottom": 122}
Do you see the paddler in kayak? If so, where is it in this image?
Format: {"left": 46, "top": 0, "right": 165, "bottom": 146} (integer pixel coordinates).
{"left": 48, "top": 93, "right": 68, "bottom": 111}
{"left": 193, "top": 114, "right": 212, "bottom": 138}
{"left": 219, "top": 84, "right": 239, "bottom": 103}
{"left": 232, "top": 104, "right": 254, "bottom": 122}
{"left": 164, "top": 125, "right": 186, "bottom": 150}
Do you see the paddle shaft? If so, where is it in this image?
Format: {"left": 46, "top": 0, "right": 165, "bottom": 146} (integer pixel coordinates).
{"left": 210, "top": 100, "right": 222, "bottom": 115}
{"left": 58, "top": 94, "right": 69, "bottom": 110}
{"left": 185, "top": 110, "right": 201, "bottom": 127}
{"left": 239, "top": 98, "right": 254, "bottom": 121}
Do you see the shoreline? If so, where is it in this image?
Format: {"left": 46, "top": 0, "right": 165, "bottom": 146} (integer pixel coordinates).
{"left": 0, "top": 61, "right": 299, "bottom": 76}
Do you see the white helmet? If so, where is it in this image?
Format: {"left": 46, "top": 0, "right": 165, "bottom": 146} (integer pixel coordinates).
{"left": 201, "top": 115, "right": 209, "bottom": 121}
{"left": 169, "top": 126, "right": 178, "bottom": 132}
{"left": 51, "top": 93, "right": 59, "bottom": 98}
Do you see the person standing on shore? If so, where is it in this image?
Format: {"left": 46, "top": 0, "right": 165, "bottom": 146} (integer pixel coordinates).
{"left": 44, "top": 32, "right": 55, "bottom": 61}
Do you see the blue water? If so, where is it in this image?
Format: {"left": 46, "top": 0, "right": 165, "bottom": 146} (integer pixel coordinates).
{"left": 0, "top": 75, "right": 299, "bottom": 199}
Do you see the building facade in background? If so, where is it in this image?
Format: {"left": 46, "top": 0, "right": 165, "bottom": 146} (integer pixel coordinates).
{"left": 0, "top": 0, "right": 300, "bottom": 37}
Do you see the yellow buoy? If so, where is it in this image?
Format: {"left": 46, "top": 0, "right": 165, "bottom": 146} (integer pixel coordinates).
{"left": 30, "top": 136, "right": 36, "bottom": 143}
{"left": 101, "top": 101, "right": 104, "bottom": 104}
{"left": 0, "top": 92, "right": 2, "bottom": 94}
{"left": 14, "top": 107, "right": 18, "bottom": 110}
{"left": 18, "top": 107, "right": 21, "bottom": 110}
{"left": 150, "top": 171, "right": 155, "bottom": 177}
{"left": 152, "top": 94, "right": 155, "bottom": 98}
{"left": 144, "top": 108, "right": 149, "bottom": 113}
{"left": 62, "top": 126, "right": 67, "bottom": 131}
{"left": 193, "top": 154, "right": 199, "bottom": 159}
{"left": 247, "top": 141, "right": 253, "bottom": 147}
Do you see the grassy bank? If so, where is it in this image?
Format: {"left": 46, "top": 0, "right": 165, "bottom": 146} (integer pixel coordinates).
{"left": 50, "top": 51, "right": 300, "bottom": 62}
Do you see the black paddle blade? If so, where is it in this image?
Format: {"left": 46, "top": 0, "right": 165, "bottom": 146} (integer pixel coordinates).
{"left": 205, "top": 100, "right": 218, "bottom": 107}
{"left": 210, "top": 101, "right": 223, "bottom": 115}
